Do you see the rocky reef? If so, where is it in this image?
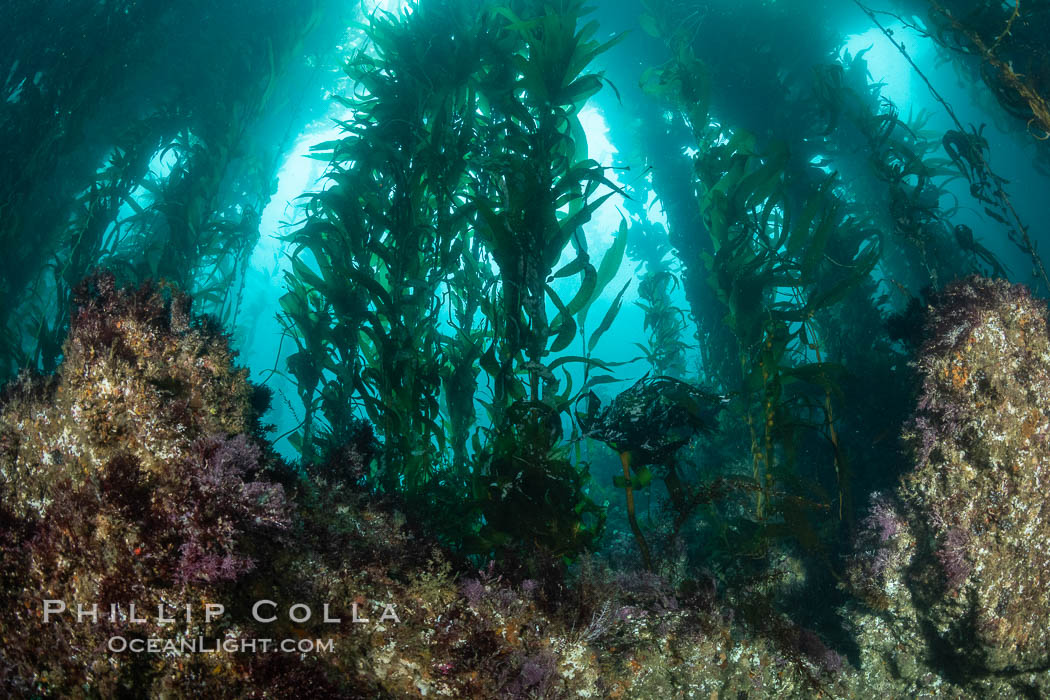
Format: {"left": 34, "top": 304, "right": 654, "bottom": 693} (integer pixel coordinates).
{"left": 844, "top": 276, "right": 1050, "bottom": 696}
{"left": 6, "top": 273, "right": 1050, "bottom": 697}
{"left": 0, "top": 276, "right": 848, "bottom": 698}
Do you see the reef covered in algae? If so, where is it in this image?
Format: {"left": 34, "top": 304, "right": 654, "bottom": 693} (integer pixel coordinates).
{"left": 843, "top": 276, "right": 1050, "bottom": 696}
{"left": 0, "top": 275, "right": 847, "bottom": 697}
{"left": 2, "top": 274, "right": 1050, "bottom": 698}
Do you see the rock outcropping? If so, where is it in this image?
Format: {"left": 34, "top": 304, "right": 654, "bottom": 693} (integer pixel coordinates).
{"left": 0, "top": 276, "right": 846, "bottom": 698}
{"left": 846, "top": 276, "right": 1050, "bottom": 694}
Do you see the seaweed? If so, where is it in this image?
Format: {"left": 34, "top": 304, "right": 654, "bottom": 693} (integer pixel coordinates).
{"left": 853, "top": 0, "right": 1048, "bottom": 293}
{"left": 925, "top": 0, "right": 1050, "bottom": 142}
{"left": 279, "top": 0, "right": 625, "bottom": 562}
{"left": 281, "top": 1, "right": 491, "bottom": 483}
{"left": 0, "top": 0, "right": 339, "bottom": 378}
{"left": 625, "top": 0, "right": 1013, "bottom": 575}
{"left": 470, "top": 0, "right": 626, "bottom": 415}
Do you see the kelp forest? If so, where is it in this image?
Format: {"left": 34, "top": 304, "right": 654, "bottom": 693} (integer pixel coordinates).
{"left": 4, "top": 0, "right": 1050, "bottom": 697}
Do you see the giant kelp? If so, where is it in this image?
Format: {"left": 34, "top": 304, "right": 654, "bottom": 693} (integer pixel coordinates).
{"left": 920, "top": 0, "right": 1050, "bottom": 143}
{"left": 0, "top": 0, "right": 350, "bottom": 377}
{"left": 274, "top": 0, "right": 1022, "bottom": 576}
{"left": 281, "top": 0, "right": 490, "bottom": 480}
{"left": 622, "top": 0, "right": 1008, "bottom": 567}
{"left": 279, "top": 0, "right": 626, "bottom": 562}
{"left": 853, "top": 0, "right": 1050, "bottom": 297}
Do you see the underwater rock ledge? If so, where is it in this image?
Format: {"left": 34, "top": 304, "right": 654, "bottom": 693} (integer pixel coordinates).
{"left": 844, "top": 275, "right": 1050, "bottom": 696}
{"left": 4, "top": 274, "right": 1050, "bottom": 698}
{"left": 0, "top": 275, "right": 847, "bottom": 698}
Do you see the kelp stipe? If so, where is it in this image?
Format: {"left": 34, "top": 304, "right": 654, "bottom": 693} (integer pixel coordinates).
{"left": 279, "top": 0, "right": 626, "bottom": 563}
{"left": 627, "top": 0, "right": 1019, "bottom": 576}
{"left": 580, "top": 375, "right": 725, "bottom": 569}
{"left": 281, "top": 1, "right": 487, "bottom": 486}
{"left": 0, "top": 0, "right": 339, "bottom": 379}
{"left": 923, "top": 0, "right": 1050, "bottom": 142}
{"left": 854, "top": 0, "right": 1050, "bottom": 294}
